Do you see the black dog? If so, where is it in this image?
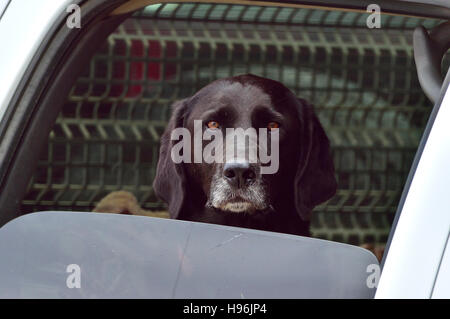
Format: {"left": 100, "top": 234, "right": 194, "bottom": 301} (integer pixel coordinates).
{"left": 153, "top": 74, "right": 337, "bottom": 237}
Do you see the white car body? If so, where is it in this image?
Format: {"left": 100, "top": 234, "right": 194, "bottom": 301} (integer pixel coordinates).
{"left": 0, "top": 0, "right": 72, "bottom": 117}
{"left": 375, "top": 72, "right": 450, "bottom": 298}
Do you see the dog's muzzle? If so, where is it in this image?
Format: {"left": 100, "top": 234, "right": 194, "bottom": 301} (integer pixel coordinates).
{"left": 207, "top": 160, "right": 268, "bottom": 214}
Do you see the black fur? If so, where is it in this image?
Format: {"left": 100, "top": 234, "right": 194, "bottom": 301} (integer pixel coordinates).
{"left": 153, "top": 74, "right": 336, "bottom": 236}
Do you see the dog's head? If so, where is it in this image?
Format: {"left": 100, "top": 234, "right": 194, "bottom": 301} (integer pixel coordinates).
{"left": 153, "top": 74, "right": 337, "bottom": 223}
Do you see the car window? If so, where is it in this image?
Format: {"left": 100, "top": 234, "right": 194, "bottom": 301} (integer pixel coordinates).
{"left": 0, "top": 0, "right": 10, "bottom": 19}
{"left": 19, "top": 3, "right": 448, "bottom": 250}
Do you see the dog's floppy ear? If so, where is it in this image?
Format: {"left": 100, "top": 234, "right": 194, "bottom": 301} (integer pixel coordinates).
{"left": 294, "top": 98, "right": 337, "bottom": 221}
{"left": 153, "top": 98, "right": 189, "bottom": 219}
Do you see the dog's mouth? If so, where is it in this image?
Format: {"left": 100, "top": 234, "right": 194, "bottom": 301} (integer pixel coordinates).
{"left": 215, "top": 197, "right": 256, "bottom": 213}
{"left": 207, "top": 192, "right": 270, "bottom": 214}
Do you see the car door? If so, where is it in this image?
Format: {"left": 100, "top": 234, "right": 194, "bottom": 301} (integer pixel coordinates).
{"left": 377, "top": 26, "right": 450, "bottom": 297}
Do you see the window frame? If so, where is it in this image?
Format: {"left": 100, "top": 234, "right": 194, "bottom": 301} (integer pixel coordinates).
{"left": 0, "top": 0, "right": 131, "bottom": 226}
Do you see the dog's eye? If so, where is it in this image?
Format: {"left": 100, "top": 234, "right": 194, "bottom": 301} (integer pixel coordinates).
{"left": 267, "top": 122, "right": 280, "bottom": 130}
{"left": 207, "top": 121, "right": 220, "bottom": 129}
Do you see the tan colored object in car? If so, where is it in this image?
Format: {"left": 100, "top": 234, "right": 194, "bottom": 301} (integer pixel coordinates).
{"left": 93, "top": 190, "right": 169, "bottom": 219}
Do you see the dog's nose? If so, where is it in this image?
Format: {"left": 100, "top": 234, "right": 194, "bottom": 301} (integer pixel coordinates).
{"left": 223, "top": 162, "right": 256, "bottom": 188}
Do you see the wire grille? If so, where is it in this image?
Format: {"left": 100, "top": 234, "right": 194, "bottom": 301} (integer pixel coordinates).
{"left": 20, "top": 3, "right": 446, "bottom": 245}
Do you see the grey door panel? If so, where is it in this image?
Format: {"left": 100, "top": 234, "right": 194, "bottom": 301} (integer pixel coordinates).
{"left": 0, "top": 212, "right": 378, "bottom": 298}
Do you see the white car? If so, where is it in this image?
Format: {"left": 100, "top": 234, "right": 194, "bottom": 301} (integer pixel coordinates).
{"left": 0, "top": 0, "right": 449, "bottom": 299}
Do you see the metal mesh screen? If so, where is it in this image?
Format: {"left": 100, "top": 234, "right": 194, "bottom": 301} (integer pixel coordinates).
{"left": 20, "top": 3, "right": 446, "bottom": 245}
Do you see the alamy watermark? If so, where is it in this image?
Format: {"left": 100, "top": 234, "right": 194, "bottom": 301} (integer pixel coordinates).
{"left": 366, "top": 4, "right": 381, "bottom": 29}
{"left": 66, "top": 264, "right": 81, "bottom": 289}
{"left": 366, "top": 263, "right": 381, "bottom": 289}
{"left": 170, "top": 120, "right": 280, "bottom": 174}
{"left": 66, "top": 4, "right": 81, "bottom": 29}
